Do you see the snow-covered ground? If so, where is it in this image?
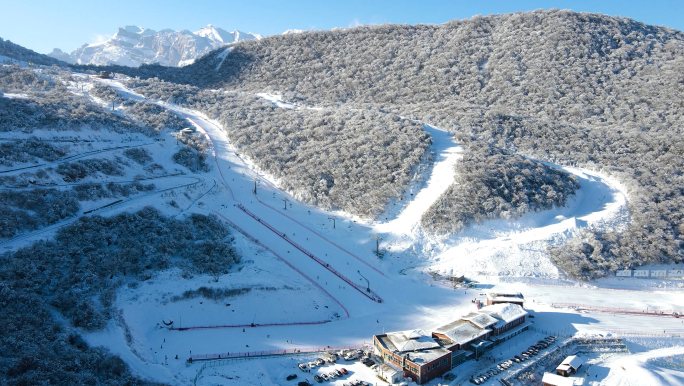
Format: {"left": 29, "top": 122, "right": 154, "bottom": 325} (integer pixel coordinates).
{"left": 31, "top": 77, "right": 677, "bottom": 386}
{"left": 411, "top": 165, "right": 629, "bottom": 280}
{"left": 564, "top": 338, "right": 684, "bottom": 386}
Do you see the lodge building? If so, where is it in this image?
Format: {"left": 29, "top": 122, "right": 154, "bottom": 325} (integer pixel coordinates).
{"left": 486, "top": 292, "right": 525, "bottom": 307}
{"left": 373, "top": 302, "right": 528, "bottom": 384}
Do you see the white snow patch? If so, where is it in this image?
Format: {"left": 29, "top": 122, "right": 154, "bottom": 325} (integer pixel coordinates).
{"left": 214, "top": 47, "right": 232, "bottom": 71}
{"left": 256, "top": 93, "right": 296, "bottom": 109}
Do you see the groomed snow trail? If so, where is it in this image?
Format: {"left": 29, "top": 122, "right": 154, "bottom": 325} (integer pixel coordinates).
{"left": 374, "top": 124, "right": 463, "bottom": 236}
{"left": 425, "top": 167, "right": 630, "bottom": 279}
{"left": 251, "top": 92, "right": 631, "bottom": 281}
{"left": 105, "top": 79, "right": 390, "bottom": 312}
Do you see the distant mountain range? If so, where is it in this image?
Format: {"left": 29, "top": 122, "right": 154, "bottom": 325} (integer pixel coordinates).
{"left": 48, "top": 25, "right": 262, "bottom": 67}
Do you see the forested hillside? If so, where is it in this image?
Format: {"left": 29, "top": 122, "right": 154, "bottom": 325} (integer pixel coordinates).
{"left": 0, "top": 208, "right": 236, "bottom": 385}
{"left": 125, "top": 78, "right": 430, "bottom": 217}
{"left": 148, "top": 9, "right": 683, "bottom": 278}
{"left": 0, "top": 60, "right": 237, "bottom": 385}
{"left": 0, "top": 37, "right": 66, "bottom": 66}
{"left": 6, "top": 9, "right": 684, "bottom": 277}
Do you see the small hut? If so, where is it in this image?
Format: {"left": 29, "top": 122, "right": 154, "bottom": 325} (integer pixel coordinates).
{"left": 556, "top": 355, "right": 583, "bottom": 376}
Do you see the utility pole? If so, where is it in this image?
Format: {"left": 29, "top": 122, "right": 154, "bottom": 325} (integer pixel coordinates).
{"left": 358, "top": 270, "right": 370, "bottom": 293}
{"left": 253, "top": 177, "right": 258, "bottom": 195}
{"left": 371, "top": 235, "right": 382, "bottom": 257}
{"left": 328, "top": 216, "right": 337, "bottom": 229}
{"left": 282, "top": 198, "right": 289, "bottom": 210}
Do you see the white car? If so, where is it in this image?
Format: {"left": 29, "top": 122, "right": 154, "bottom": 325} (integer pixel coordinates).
{"left": 344, "top": 352, "right": 358, "bottom": 360}
{"left": 308, "top": 362, "right": 317, "bottom": 368}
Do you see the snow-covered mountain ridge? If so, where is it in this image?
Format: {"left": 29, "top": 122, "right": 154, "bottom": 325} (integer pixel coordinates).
{"left": 48, "top": 24, "right": 261, "bottom": 67}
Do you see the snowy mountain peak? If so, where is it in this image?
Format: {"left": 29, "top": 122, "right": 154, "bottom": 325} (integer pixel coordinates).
{"left": 195, "top": 24, "right": 261, "bottom": 44}
{"left": 48, "top": 48, "right": 71, "bottom": 62}
{"left": 48, "top": 24, "right": 262, "bottom": 67}
{"left": 120, "top": 25, "right": 157, "bottom": 36}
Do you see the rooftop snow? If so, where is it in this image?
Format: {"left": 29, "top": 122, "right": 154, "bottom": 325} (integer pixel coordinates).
{"left": 405, "top": 347, "right": 451, "bottom": 364}
{"left": 487, "top": 292, "right": 524, "bottom": 302}
{"left": 461, "top": 312, "right": 499, "bottom": 329}
{"left": 559, "top": 355, "right": 584, "bottom": 370}
{"left": 433, "top": 320, "right": 490, "bottom": 345}
{"left": 385, "top": 329, "right": 440, "bottom": 352}
{"left": 479, "top": 303, "right": 528, "bottom": 324}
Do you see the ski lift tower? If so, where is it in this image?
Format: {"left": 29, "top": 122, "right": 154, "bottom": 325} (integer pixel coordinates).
{"left": 371, "top": 235, "right": 383, "bottom": 257}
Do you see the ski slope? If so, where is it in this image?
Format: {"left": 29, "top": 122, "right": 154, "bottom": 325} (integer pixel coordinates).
{"left": 79, "top": 78, "right": 684, "bottom": 386}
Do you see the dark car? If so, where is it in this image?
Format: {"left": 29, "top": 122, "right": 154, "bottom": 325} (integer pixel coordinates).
{"left": 298, "top": 381, "right": 312, "bottom": 386}
{"left": 287, "top": 374, "right": 298, "bottom": 381}
{"left": 364, "top": 360, "right": 375, "bottom": 367}
{"left": 314, "top": 375, "right": 323, "bottom": 383}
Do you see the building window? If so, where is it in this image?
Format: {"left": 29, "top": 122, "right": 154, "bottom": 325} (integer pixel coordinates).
{"left": 441, "top": 359, "right": 448, "bottom": 366}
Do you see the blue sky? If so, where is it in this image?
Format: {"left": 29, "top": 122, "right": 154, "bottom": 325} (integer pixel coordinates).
{"left": 2, "top": 0, "right": 683, "bottom": 54}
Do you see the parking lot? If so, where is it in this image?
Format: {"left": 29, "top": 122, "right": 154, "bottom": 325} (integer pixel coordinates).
{"left": 448, "top": 331, "right": 560, "bottom": 385}
{"left": 293, "top": 349, "right": 389, "bottom": 385}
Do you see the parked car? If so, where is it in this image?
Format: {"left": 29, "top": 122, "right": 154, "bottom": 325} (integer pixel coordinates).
{"left": 329, "top": 371, "right": 338, "bottom": 379}
{"left": 334, "top": 370, "right": 343, "bottom": 377}
{"left": 364, "top": 360, "right": 375, "bottom": 367}
{"left": 315, "top": 358, "right": 325, "bottom": 366}
{"left": 298, "top": 381, "right": 312, "bottom": 386}
{"left": 321, "top": 374, "right": 329, "bottom": 381}
{"left": 326, "top": 353, "right": 339, "bottom": 362}
{"left": 308, "top": 362, "right": 318, "bottom": 368}
{"left": 298, "top": 363, "right": 308, "bottom": 371}
{"left": 344, "top": 352, "right": 358, "bottom": 361}
{"left": 287, "top": 374, "right": 298, "bottom": 381}
{"left": 340, "top": 368, "right": 348, "bottom": 375}
{"left": 313, "top": 375, "right": 323, "bottom": 383}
